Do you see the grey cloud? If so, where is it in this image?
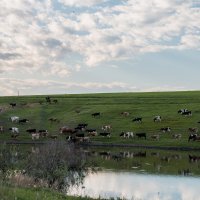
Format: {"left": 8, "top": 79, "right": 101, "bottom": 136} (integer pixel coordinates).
{"left": 0, "top": 53, "right": 21, "bottom": 60}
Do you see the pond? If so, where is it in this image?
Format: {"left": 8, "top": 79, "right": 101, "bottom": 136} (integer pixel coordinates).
{"left": 1, "top": 144, "right": 200, "bottom": 200}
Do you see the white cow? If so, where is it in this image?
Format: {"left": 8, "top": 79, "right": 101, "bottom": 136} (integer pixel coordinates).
{"left": 9, "top": 127, "right": 19, "bottom": 134}
{"left": 32, "top": 133, "right": 40, "bottom": 140}
{"left": 10, "top": 116, "right": 19, "bottom": 123}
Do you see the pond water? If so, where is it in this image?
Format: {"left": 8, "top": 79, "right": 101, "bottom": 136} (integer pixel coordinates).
{"left": 68, "top": 171, "right": 200, "bottom": 200}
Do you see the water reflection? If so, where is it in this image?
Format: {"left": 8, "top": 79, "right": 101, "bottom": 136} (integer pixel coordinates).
{"left": 68, "top": 171, "right": 200, "bottom": 200}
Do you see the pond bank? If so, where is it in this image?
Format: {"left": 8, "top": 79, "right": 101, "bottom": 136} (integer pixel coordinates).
{"left": 1, "top": 140, "right": 200, "bottom": 151}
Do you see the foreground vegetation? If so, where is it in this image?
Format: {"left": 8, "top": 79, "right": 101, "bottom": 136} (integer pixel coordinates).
{"left": 1, "top": 91, "right": 200, "bottom": 147}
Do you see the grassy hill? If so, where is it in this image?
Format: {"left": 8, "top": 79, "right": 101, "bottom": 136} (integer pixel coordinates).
{"left": 1, "top": 91, "right": 200, "bottom": 147}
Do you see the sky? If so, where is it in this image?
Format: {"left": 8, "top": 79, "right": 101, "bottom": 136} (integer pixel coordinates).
{"left": 0, "top": 0, "right": 200, "bottom": 96}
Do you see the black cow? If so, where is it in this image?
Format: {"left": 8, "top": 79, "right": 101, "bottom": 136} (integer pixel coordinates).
{"left": 76, "top": 133, "right": 85, "bottom": 138}
{"left": 45, "top": 96, "right": 51, "bottom": 103}
{"left": 26, "top": 129, "right": 36, "bottom": 134}
{"left": 91, "top": 112, "right": 100, "bottom": 117}
{"left": 10, "top": 103, "right": 16, "bottom": 108}
{"left": 132, "top": 117, "right": 142, "bottom": 123}
{"left": 19, "top": 119, "right": 29, "bottom": 124}
{"left": 52, "top": 99, "right": 58, "bottom": 104}
{"left": 99, "top": 132, "right": 111, "bottom": 137}
{"left": 136, "top": 133, "right": 146, "bottom": 139}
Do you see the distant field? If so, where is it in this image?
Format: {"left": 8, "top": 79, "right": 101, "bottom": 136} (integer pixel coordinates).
{"left": 1, "top": 91, "right": 200, "bottom": 147}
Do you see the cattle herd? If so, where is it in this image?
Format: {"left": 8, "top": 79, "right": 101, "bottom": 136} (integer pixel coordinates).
{"left": 0, "top": 99, "right": 199, "bottom": 144}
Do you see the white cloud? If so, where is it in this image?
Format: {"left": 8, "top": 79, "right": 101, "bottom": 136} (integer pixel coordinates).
{"left": 58, "top": 0, "right": 105, "bottom": 7}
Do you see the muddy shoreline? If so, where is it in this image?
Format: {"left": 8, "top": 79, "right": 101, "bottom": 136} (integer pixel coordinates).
{"left": 1, "top": 140, "right": 200, "bottom": 151}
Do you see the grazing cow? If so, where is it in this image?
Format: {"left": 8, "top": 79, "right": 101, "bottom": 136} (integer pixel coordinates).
{"left": 188, "top": 127, "right": 198, "bottom": 133}
{"left": 19, "top": 119, "right": 29, "bottom": 124}
{"left": 26, "top": 129, "right": 36, "bottom": 134}
{"left": 182, "top": 111, "right": 192, "bottom": 116}
{"left": 38, "top": 129, "right": 48, "bottom": 137}
{"left": 154, "top": 116, "right": 161, "bottom": 122}
{"left": 99, "top": 132, "right": 111, "bottom": 137}
{"left": 172, "top": 134, "right": 182, "bottom": 139}
{"left": 102, "top": 125, "right": 112, "bottom": 132}
{"left": 48, "top": 118, "right": 60, "bottom": 123}
{"left": 178, "top": 109, "right": 188, "bottom": 114}
{"left": 9, "top": 127, "right": 19, "bottom": 134}
{"left": 52, "top": 99, "right": 58, "bottom": 104}
{"left": 188, "top": 134, "right": 198, "bottom": 142}
{"left": 75, "top": 123, "right": 88, "bottom": 131}
{"left": 136, "top": 133, "right": 146, "bottom": 139}
{"left": 10, "top": 116, "right": 19, "bottom": 123}
{"left": 10, "top": 103, "right": 16, "bottom": 108}
{"left": 160, "top": 127, "right": 171, "bottom": 133}
{"left": 132, "top": 117, "right": 142, "bottom": 123}
{"left": 91, "top": 112, "right": 100, "bottom": 117}
{"left": 31, "top": 133, "right": 40, "bottom": 140}
{"left": 0, "top": 126, "right": 4, "bottom": 133}
{"left": 151, "top": 134, "right": 160, "bottom": 140}
{"left": 59, "top": 126, "right": 76, "bottom": 134}
{"left": 121, "top": 112, "right": 130, "bottom": 117}
{"left": 120, "top": 131, "right": 134, "bottom": 138}
{"left": 45, "top": 96, "right": 51, "bottom": 103}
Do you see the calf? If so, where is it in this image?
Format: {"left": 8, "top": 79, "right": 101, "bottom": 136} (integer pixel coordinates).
{"left": 151, "top": 134, "right": 160, "bottom": 140}
{"left": 99, "top": 132, "right": 111, "bottom": 137}
{"left": 178, "top": 109, "right": 188, "bottom": 114}
{"left": 132, "top": 117, "right": 142, "bottom": 123}
{"left": 60, "top": 127, "right": 76, "bottom": 134}
{"left": 136, "top": 133, "right": 146, "bottom": 139}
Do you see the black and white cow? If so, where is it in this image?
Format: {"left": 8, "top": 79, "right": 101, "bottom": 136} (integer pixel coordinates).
{"left": 182, "top": 111, "right": 192, "bottom": 116}
{"left": 160, "top": 127, "right": 171, "bottom": 133}
{"left": 154, "top": 116, "right": 162, "bottom": 122}
{"left": 120, "top": 131, "right": 134, "bottom": 138}
{"left": 10, "top": 116, "right": 19, "bottom": 123}
{"left": 9, "top": 127, "right": 19, "bottom": 134}
{"left": 19, "top": 119, "right": 29, "bottom": 124}
{"left": 99, "top": 132, "right": 111, "bottom": 137}
{"left": 132, "top": 117, "right": 142, "bottom": 123}
{"left": 178, "top": 109, "right": 188, "bottom": 114}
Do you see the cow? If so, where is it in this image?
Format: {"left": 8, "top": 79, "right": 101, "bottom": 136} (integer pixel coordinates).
{"left": 52, "top": 99, "right": 58, "bottom": 104}
{"left": 188, "top": 128, "right": 198, "bottom": 133}
{"left": 178, "top": 109, "right": 188, "bottom": 114}
{"left": 76, "top": 133, "right": 85, "bottom": 138}
{"left": 102, "top": 125, "right": 112, "bottom": 132}
{"left": 154, "top": 116, "right": 161, "bottom": 122}
{"left": 172, "top": 134, "right": 182, "bottom": 139}
{"left": 120, "top": 131, "right": 134, "bottom": 138}
{"left": 26, "top": 129, "right": 36, "bottom": 134}
{"left": 75, "top": 123, "right": 88, "bottom": 131}
{"left": 136, "top": 133, "right": 146, "bottom": 139}
{"left": 9, "top": 127, "right": 19, "bottom": 134}
{"left": 182, "top": 111, "right": 192, "bottom": 116}
{"left": 59, "top": 126, "right": 76, "bottom": 134}
{"left": 121, "top": 112, "right": 130, "bottom": 117}
{"left": 151, "top": 134, "right": 160, "bottom": 140}
{"left": 45, "top": 96, "right": 51, "bottom": 103}
{"left": 160, "top": 127, "right": 171, "bottom": 133}
{"left": 48, "top": 118, "right": 60, "bottom": 123}
{"left": 99, "top": 132, "right": 111, "bottom": 137}
{"left": 91, "top": 112, "right": 100, "bottom": 117}
{"left": 132, "top": 117, "right": 142, "bottom": 123}
{"left": 188, "top": 134, "right": 198, "bottom": 142}
{"left": 189, "top": 155, "right": 200, "bottom": 163}
{"left": 86, "top": 129, "right": 97, "bottom": 136}
{"left": 10, "top": 103, "right": 16, "bottom": 108}
{"left": 31, "top": 133, "right": 40, "bottom": 140}
{"left": 10, "top": 116, "right": 19, "bottom": 123}
{"left": 19, "top": 119, "right": 29, "bottom": 124}
{"left": 38, "top": 129, "right": 48, "bottom": 137}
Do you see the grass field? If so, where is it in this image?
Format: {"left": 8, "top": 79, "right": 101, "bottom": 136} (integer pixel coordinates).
{"left": 1, "top": 91, "right": 200, "bottom": 147}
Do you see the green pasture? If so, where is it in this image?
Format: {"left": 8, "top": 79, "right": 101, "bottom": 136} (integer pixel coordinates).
{"left": 1, "top": 91, "right": 200, "bottom": 147}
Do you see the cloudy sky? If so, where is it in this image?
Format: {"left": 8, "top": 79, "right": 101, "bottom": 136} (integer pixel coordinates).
{"left": 0, "top": 0, "right": 200, "bottom": 96}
